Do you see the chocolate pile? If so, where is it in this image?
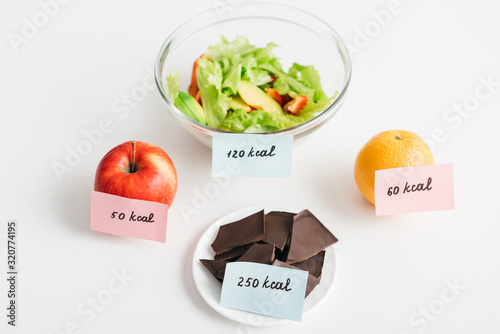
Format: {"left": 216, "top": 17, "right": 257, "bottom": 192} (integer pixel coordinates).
{"left": 200, "top": 209, "right": 338, "bottom": 298}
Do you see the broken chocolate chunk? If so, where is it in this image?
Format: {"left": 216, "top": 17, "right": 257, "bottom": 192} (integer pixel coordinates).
{"left": 217, "top": 243, "right": 276, "bottom": 280}
{"left": 272, "top": 260, "right": 320, "bottom": 298}
{"left": 214, "top": 244, "right": 254, "bottom": 262}
{"left": 211, "top": 210, "right": 265, "bottom": 254}
{"left": 200, "top": 259, "right": 227, "bottom": 283}
{"left": 262, "top": 211, "right": 294, "bottom": 252}
{"left": 286, "top": 210, "right": 338, "bottom": 264}
{"left": 291, "top": 250, "right": 325, "bottom": 280}
{"left": 237, "top": 243, "right": 275, "bottom": 264}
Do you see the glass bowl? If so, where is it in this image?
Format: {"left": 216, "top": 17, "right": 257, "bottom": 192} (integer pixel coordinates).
{"left": 154, "top": 2, "right": 351, "bottom": 148}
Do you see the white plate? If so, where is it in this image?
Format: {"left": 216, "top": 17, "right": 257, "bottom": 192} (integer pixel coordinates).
{"left": 192, "top": 205, "right": 338, "bottom": 326}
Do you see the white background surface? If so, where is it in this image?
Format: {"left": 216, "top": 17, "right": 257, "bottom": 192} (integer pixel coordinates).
{"left": 1, "top": 0, "right": 499, "bottom": 333}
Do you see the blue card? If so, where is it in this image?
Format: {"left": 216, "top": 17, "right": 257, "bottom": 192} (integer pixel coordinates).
{"left": 212, "top": 133, "right": 293, "bottom": 178}
{"left": 220, "top": 262, "right": 308, "bottom": 321}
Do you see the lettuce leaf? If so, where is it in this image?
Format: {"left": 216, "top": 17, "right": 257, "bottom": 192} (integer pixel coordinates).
{"left": 260, "top": 62, "right": 317, "bottom": 100}
{"left": 166, "top": 69, "right": 180, "bottom": 101}
{"left": 196, "top": 57, "right": 230, "bottom": 128}
{"left": 254, "top": 42, "right": 279, "bottom": 65}
{"left": 242, "top": 67, "right": 272, "bottom": 86}
{"left": 219, "top": 109, "right": 283, "bottom": 133}
{"left": 222, "top": 62, "right": 242, "bottom": 96}
{"left": 288, "top": 63, "right": 327, "bottom": 102}
{"left": 207, "top": 36, "right": 256, "bottom": 62}
{"left": 239, "top": 43, "right": 277, "bottom": 86}
{"left": 273, "top": 74, "right": 315, "bottom": 100}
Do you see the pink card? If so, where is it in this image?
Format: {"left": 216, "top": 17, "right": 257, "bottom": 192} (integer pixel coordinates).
{"left": 375, "top": 164, "right": 455, "bottom": 216}
{"left": 90, "top": 191, "right": 169, "bottom": 242}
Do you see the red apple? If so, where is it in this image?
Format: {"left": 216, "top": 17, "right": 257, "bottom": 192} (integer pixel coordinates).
{"left": 94, "top": 141, "right": 177, "bottom": 206}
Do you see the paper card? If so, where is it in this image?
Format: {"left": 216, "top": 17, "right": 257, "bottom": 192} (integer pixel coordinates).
{"left": 212, "top": 133, "right": 293, "bottom": 178}
{"left": 375, "top": 164, "right": 455, "bottom": 216}
{"left": 220, "top": 262, "right": 308, "bottom": 321}
{"left": 90, "top": 191, "right": 169, "bottom": 243}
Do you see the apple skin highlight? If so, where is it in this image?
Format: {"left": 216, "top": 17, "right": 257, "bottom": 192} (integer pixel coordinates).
{"left": 94, "top": 141, "right": 177, "bottom": 207}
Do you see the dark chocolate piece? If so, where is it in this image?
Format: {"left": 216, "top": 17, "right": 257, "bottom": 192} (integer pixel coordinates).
{"left": 200, "top": 259, "right": 227, "bottom": 283}
{"left": 217, "top": 243, "right": 276, "bottom": 280}
{"left": 237, "top": 243, "right": 275, "bottom": 264}
{"left": 211, "top": 210, "right": 265, "bottom": 254}
{"left": 291, "top": 250, "right": 325, "bottom": 280}
{"left": 272, "top": 260, "right": 320, "bottom": 298}
{"left": 262, "top": 211, "right": 294, "bottom": 252}
{"left": 214, "top": 244, "right": 254, "bottom": 262}
{"left": 286, "top": 210, "right": 338, "bottom": 264}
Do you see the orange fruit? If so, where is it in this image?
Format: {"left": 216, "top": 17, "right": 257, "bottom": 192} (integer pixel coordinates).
{"left": 354, "top": 130, "right": 434, "bottom": 204}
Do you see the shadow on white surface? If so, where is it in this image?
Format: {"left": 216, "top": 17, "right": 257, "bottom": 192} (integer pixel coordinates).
{"left": 57, "top": 172, "right": 97, "bottom": 235}
{"left": 316, "top": 164, "right": 375, "bottom": 219}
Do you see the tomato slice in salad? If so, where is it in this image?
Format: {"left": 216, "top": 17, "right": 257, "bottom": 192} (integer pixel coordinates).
{"left": 266, "top": 88, "right": 283, "bottom": 106}
{"left": 283, "top": 95, "right": 309, "bottom": 115}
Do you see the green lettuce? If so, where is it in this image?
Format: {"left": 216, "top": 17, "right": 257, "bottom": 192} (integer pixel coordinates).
{"left": 196, "top": 57, "right": 230, "bottom": 128}
{"left": 288, "top": 63, "right": 328, "bottom": 102}
{"left": 260, "top": 62, "right": 317, "bottom": 101}
{"left": 273, "top": 74, "right": 315, "bottom": 100}
{"left": 166, "top": 70, "right": 180, "bottom": 101}
{"left": 219, "top": 94, "right": 335, "bottom": 133}
{"left": 242, "top": 67, "right": 272, "bottom": 86}
{"left": 167, "top": 36, "right": 336, "bottom": 133}
{"left": 207, "top": 36, "right": 256, "bottom": 62}
{"left": 222, "top": 62, "right": 242, "bottom": 95}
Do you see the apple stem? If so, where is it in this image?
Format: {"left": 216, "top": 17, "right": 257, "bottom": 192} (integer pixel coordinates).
{"left": 130, "top": 141, "right": 136, "bottom": 173}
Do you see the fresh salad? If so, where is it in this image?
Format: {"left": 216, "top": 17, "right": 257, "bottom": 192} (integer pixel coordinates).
{"left": 166, "top": 36, "right": 337, "bottom": 133}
